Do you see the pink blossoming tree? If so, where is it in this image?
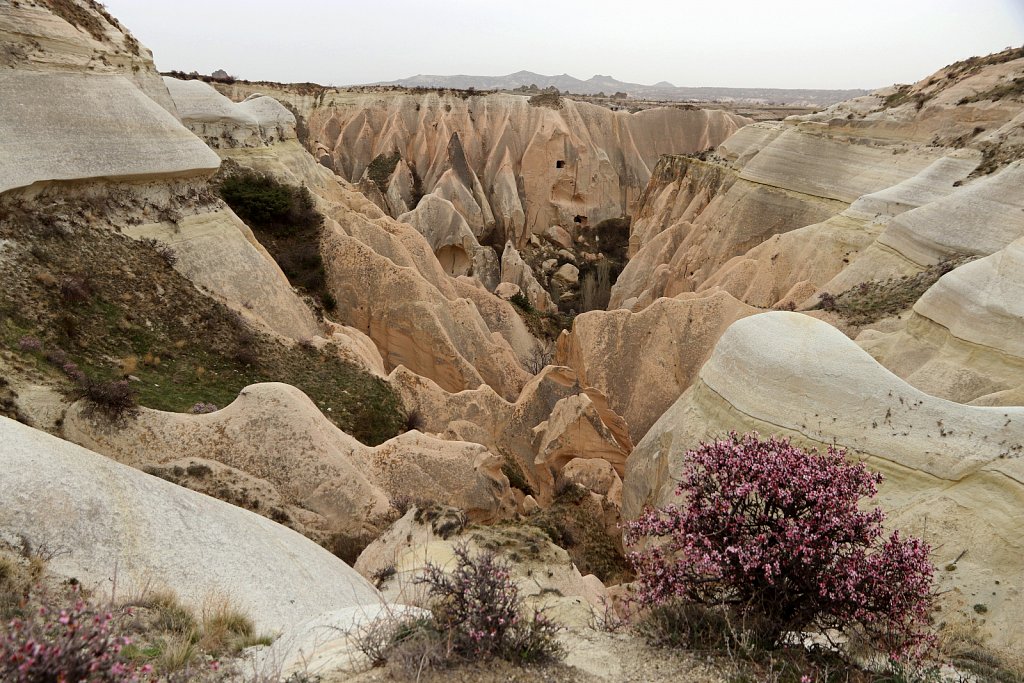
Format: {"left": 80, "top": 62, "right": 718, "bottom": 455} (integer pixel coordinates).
{"left": 624, "top": 432, "right": 935, "bottom": 656}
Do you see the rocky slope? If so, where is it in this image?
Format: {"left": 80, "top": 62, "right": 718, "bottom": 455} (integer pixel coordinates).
{"left": 4, "top": 0, "right": 1024, "bottom": 676}
{"left": 613, "top": 48, "right": 1024, "bottom": 315}
{"left": 0, "top": 0, "right": 634, "bottom": 620}
{"left": 0, "top": 415, "right": 382, "bottom": 631}
{"left": 219, "top": 83, "right": 749, "bottom": 249}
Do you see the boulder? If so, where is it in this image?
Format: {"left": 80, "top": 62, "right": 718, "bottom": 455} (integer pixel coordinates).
{"left": 554, "top": 263, "right": 580, "bottom": 286}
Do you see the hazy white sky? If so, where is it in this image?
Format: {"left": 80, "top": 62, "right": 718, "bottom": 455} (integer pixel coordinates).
{"left": 103, "top": 0, "right": 1024, "bottom": 89}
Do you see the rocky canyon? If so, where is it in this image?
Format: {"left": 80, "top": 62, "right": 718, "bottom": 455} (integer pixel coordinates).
{"left": 1, "top": 1, "right": 1023, "bottom": 681}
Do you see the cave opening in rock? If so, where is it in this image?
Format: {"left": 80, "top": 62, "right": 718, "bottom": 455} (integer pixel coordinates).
{"left": 555, "top": 160, "right": 565, "bottom": 168}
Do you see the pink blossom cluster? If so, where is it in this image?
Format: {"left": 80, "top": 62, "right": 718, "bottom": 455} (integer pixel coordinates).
{"left": 624, "top": 432, "right": 935, "bottom": 656}
{"left": 1, "top": 592, "right": 152, "bottom": 682}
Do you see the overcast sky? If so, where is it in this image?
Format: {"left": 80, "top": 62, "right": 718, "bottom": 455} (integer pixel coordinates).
{"left": 103, "top": 0, "right": 1024, "bottom": 90}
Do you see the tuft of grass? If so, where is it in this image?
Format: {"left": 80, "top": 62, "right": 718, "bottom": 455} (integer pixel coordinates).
{"left": 413, "top": 505, "right": 468, "bottom": 540}
{"left": 198, "top": 596, "right": 267, "bottom": 656}
{"left": 153, "top": 632, "right": 198, "bottom": 673}
{"left": 134, "top": 588, "right": 197, "bottom": 635}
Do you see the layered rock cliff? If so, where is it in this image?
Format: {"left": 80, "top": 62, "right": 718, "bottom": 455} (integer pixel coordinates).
{"left": 613, "top": 48, "right": 1024, "bottom": 314}
{"left": 219, "top": 83, "right": 749, "bottom": 250}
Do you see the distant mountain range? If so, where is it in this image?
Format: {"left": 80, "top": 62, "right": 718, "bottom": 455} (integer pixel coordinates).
{"left": 370, "top": 70, "right": 872, "bottom": 106}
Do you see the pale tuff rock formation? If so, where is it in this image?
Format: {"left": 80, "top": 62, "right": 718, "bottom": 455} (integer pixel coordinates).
{"left": 355, "top": 508, "right": 608, "bottom": 627}
{"left": 0, "top": 5, "right": 323, "bottom": 350}
{"left": 533, "top": 392, "right": 633, "bottom": 479}
{"left": 561, "top": 457, "right": 623, "bottom": 508}
{"left": 616, "top": 52, "right": 1024, "bottom": 313}
{"left": 163, "top": 77, "right": 263, "bottom": 147}
{"left": 0, "top": 416, "right": 381, "bottom": 631}
{"left": 697, "top": 151, "right": 983, "bottom": 309}
{"left": 556, "top": 290, "right": 756, "bottom": 442}
{"left": 250, "top": 604, "right": 426, "bottom": 680}
{"left": 63, "top": 383, "right": 515, "bottom": 541}
{"left": 319, "top": 319, "right": 389, "bottom": 377}
{"left": 0, "top": 3, "right": 219, "bottom": 193}
{"left": 320, "top": 221, "right": 531, "bottom": 399}
{"left": 237, "top": 93, "right": 298, "bottom": 143}
{"left": 247, "top": 89, "right": 747, "bottom": 246}
{"left": 0, "top": 0, "right": 176, "bottom": 112}
{"left": 623, "top": 312, "right": 1024, "bottom": 654}
{"left": 845, "top": 150, "right": 982, "bottom": 218}
{"left": 823, "top": 161, "right": 1024, "bottom": 296}
{"left": 740, "top": 126, "right": 943, "bottom": 204}
{"left": 612, "top": 129, "right": 943, "bottom": 309}
{"left": 165, "top": 78, "right": 300, "bottom": 148}
{"left": 715, "top": 121, "right": 784, "bottom": 168}
{"left": 123, "top": 211, "right": 321, "bottom": 341}
{"left": 388, "top": 365, "right": 631, "bottom": 504}
{"left": 501, "top": 241, "right": 557, "bottom": 312}
{"left": 626, "top": 154, "right": 735, "bottom": 259}
{"left": 397, "top": 194, "right": 499, "bottom": 286}
{"left": 161, "top": 80, "right": 535, "bottom": 398}
{"left": 452, "top": 275, "right": 543, "bottom": 364}
{"left": 0, "top": 71, "right": 219, "bottom": 194}
{"left": 801, "top": 52, "right": 1024, "bottom": 147}
{"left": 859, "top": 237, "right": 1024, "bottom": 404}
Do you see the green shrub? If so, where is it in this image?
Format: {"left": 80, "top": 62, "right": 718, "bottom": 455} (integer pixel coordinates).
{"left": 218, "top": 171, "right": 322, "bottom": 236}
{"left": 508, "top": 292, "right": 533, "bottom": 313}
{"left": 365, "top": 152, "right": 402, "bottom": 188}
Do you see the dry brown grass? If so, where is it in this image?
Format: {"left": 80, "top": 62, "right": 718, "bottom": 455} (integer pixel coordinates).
{"left": 198, "top": 595, "right": 271, "bottom": 656}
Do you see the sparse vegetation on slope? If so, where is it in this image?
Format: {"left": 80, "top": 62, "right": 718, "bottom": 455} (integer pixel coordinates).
{"left": 355, "top": 543, "right": 562, "bottom": 675}
{"left": 527, "top": 92, "right": 563, "bottom": 109}
{"left": 959, "top": 76, "right": 1024, "bottom": 104}
{"left": 528, "top": 481, "right": 631, "bottom": 584}
{"left": 0, "top": 540, "right": 266, "bottom": 682}
{"left": 815, "top": 257, "right": 974, "bottom": 325}
{"left": 0, "top": 191, "right": 404, "bottom": 445}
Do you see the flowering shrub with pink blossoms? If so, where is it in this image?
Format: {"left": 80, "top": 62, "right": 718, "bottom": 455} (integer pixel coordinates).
{"left": 624, "top": 432, "right": 935, "bottom": 657}
{"left": 1, "top": 590, "right": 152, "bottom": 682}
